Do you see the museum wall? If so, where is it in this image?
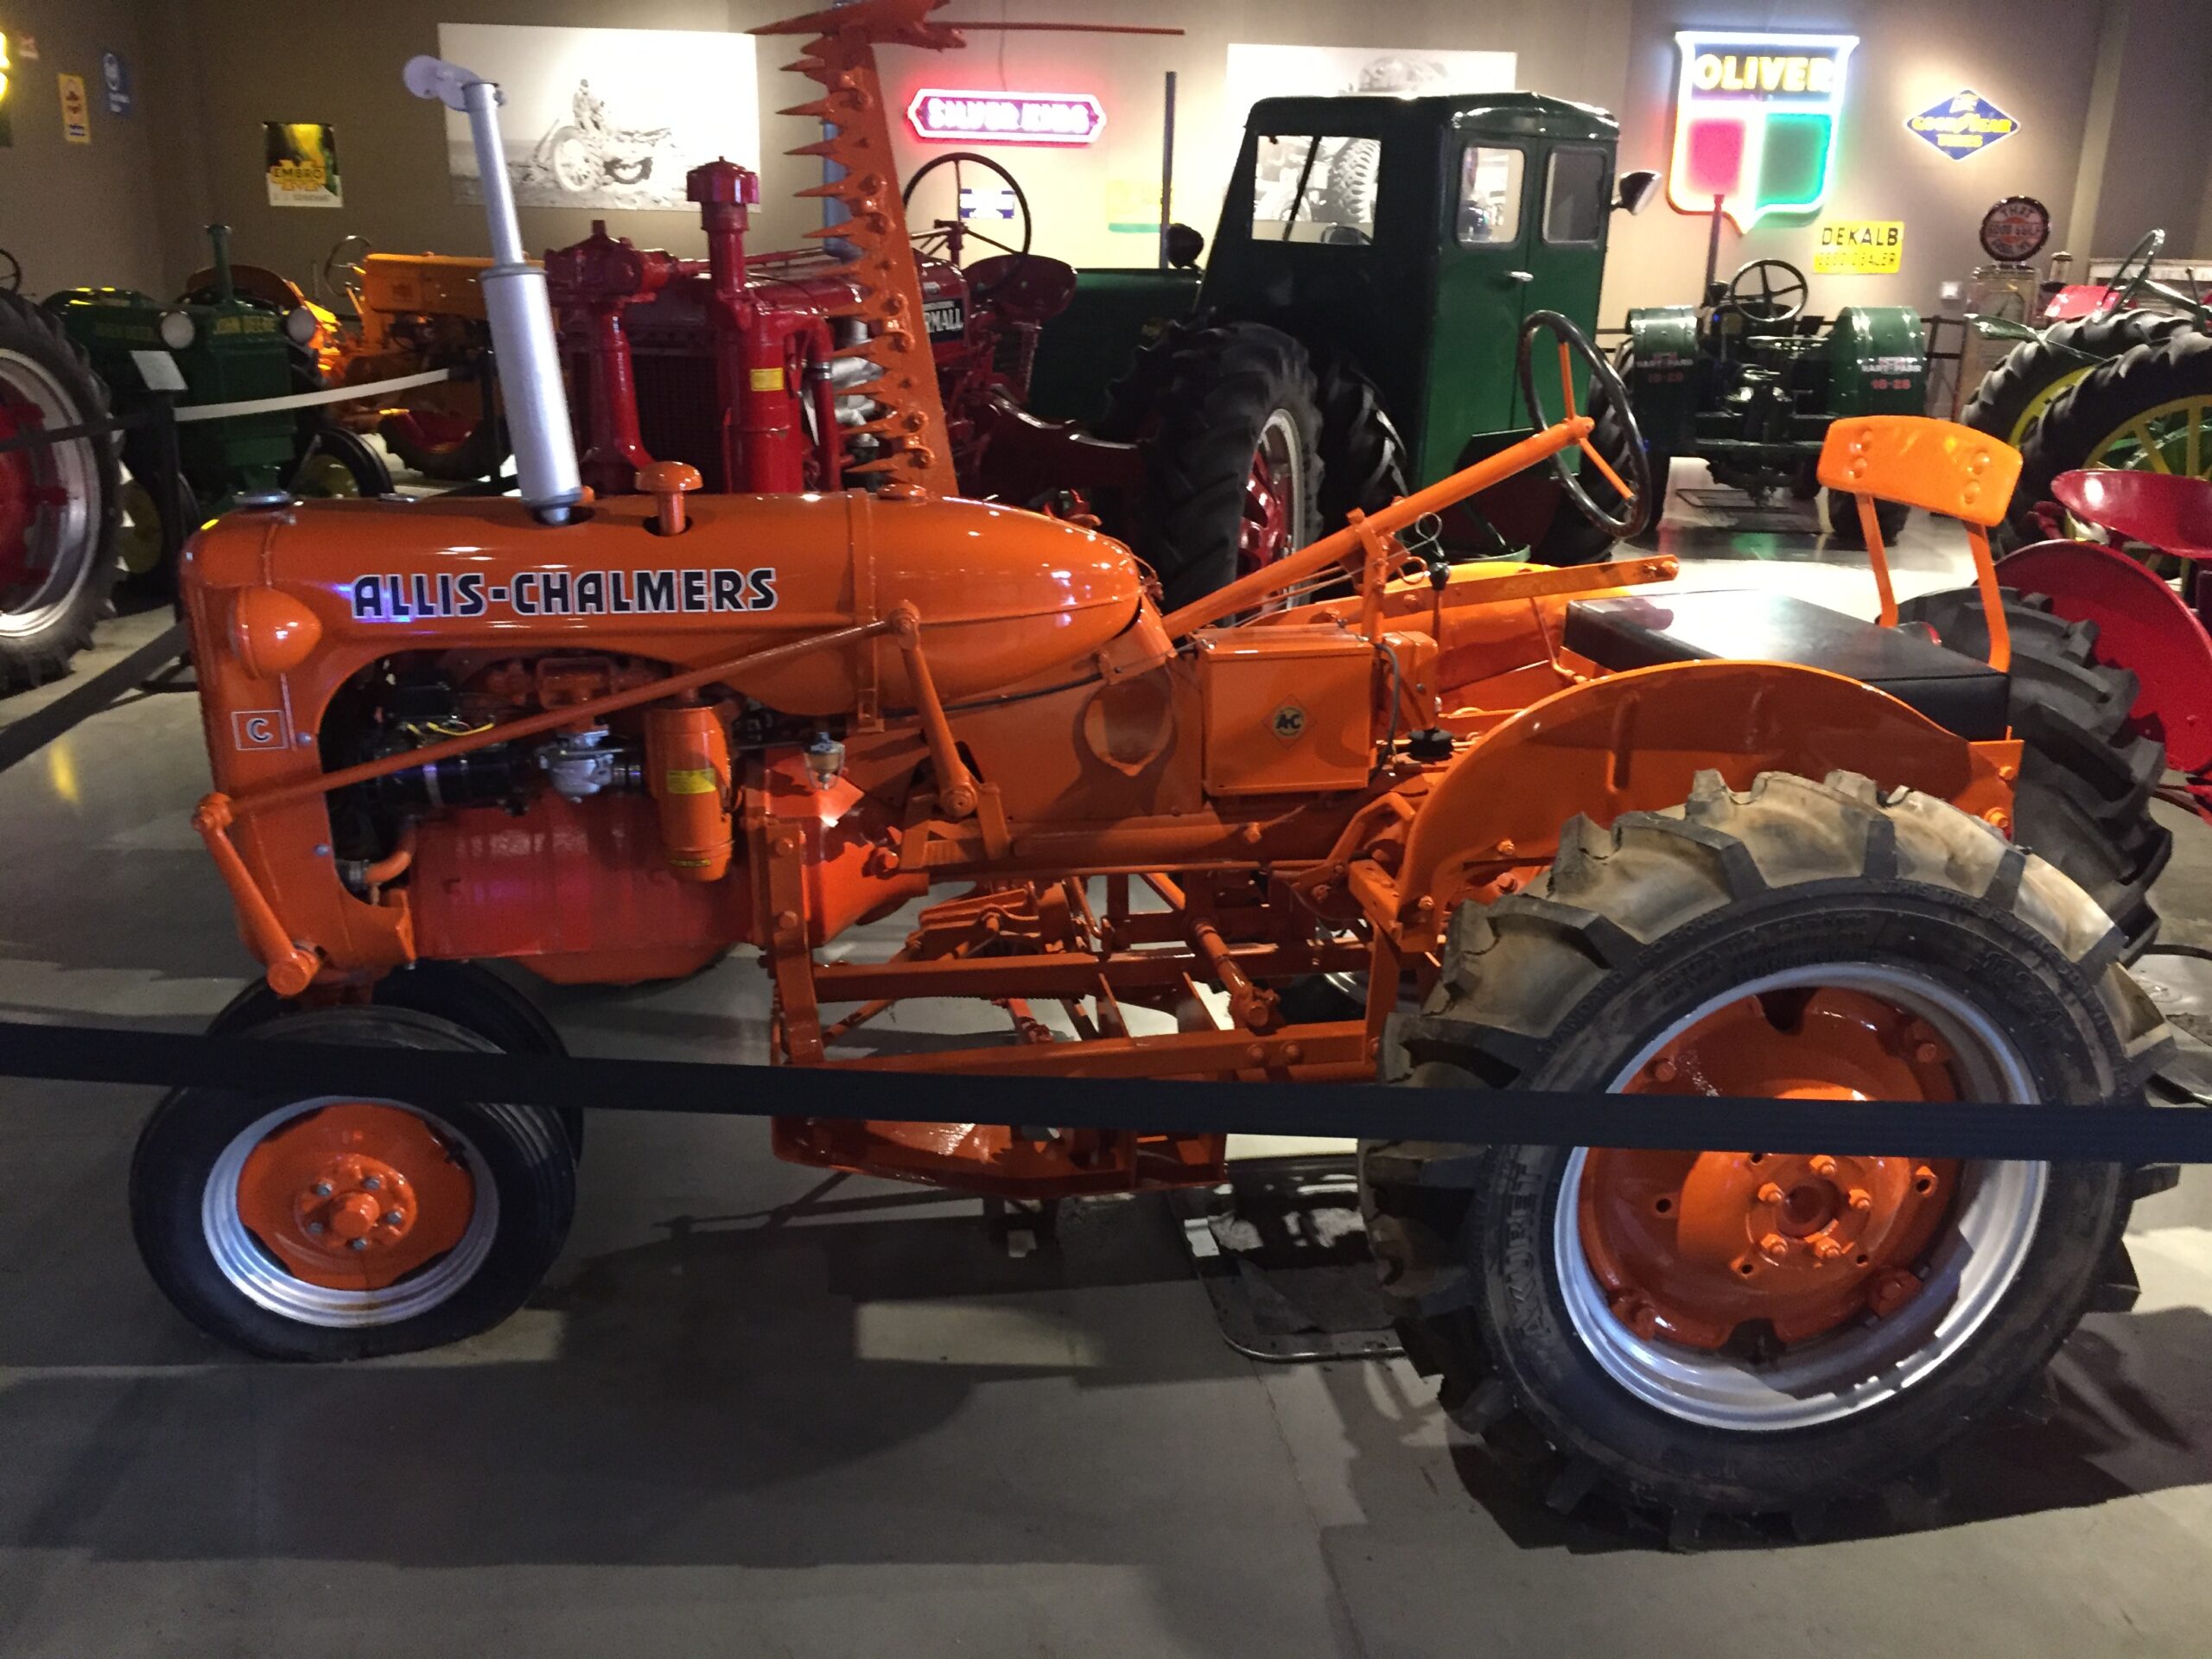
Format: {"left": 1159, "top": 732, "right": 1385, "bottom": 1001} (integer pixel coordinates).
{"left": 23, "top": 0, "right": 2209, "bottom": 332}
{"left": 0, "top": 0, "right": 168, "bottom": 296}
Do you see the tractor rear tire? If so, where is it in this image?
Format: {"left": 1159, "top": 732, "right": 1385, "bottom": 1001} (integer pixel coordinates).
{"left": 2014, "top": 332, "right": 2212, "bottom": 541}
{"left": 131, "top": 1005, "right": 578, "bottom": 1361}
{"left": 1314, "top": 352, "right": 1409, "bottom": 532}
{"left": 1132, "top": 322, "right": 1323, "bottom": 608}
{"left": 294, "top": 423, "right": 394, "bottom": 499}
{"left": 0, "top": 289, "right": 121, "bottom": 691}
{"left": 1818, "top": 487, "right": 1910, "bottom": 546}
{"left": 1364, "top": 768, "right": 2167, "bottom": 1528}
{"left": 1963, "top": 311, "right": 2191, "bottom": 540}
{"left": 1897, "top": 588, "right": 2171, "bottom": 960}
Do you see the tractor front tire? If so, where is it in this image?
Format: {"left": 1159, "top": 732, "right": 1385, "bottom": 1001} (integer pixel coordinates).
{"left": 131, "top": 1005, "right": 577, "bottom": 1361}
{"left": 1365, "top": 769, "right": 2167, "bottom": 1528}
{"left": 1897, "top": 588, "right": 2171, "bottom": 960}
{"left": 1132, "top": 323, "right": 1323, "bottom": 607}
{"left": 0, "top": 289, "right": 122, "bottom": 690}
{"left": 1818, "top": 487, "right": 1910, "bottom": 547}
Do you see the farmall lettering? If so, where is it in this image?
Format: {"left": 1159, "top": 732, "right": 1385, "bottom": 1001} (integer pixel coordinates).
{"left": 346, "top": 566, "right": 779, "bottom": 621}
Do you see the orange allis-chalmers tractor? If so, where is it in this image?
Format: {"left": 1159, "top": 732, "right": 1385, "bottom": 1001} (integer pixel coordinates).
{"left": 131, "top": 1, "right": 2174, "bottom": 1530}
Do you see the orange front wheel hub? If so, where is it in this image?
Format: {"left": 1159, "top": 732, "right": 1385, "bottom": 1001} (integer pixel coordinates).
{"left": 1580, "top": 988, "right": 1961, "bottom": 1349}
{"left": 236, "top": 1103, "right": 477, "bottom": 1291}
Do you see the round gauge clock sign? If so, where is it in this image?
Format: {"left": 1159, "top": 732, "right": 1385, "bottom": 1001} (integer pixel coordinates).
{"left": 1980, "top": 196, "right": 2051, "bottom": 264}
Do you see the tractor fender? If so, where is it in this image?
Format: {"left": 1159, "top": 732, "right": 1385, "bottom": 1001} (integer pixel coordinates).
{"left": 1998, "top": 537, "right": 2212, "bottom": 773}
{"left": 1827, "top": 306, "right": 1926, "bottom": 416}
{"left": 1397, "top": 658, "right": 2012, "bottom": 916}
{"left": 1621, "top": 306, "right": 1700, "bottom": 450}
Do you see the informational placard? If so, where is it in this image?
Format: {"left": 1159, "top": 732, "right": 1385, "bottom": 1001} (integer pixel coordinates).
{"left": 1906, "top": 90, "right": 2018, "bottom": 162}
{"left": 265, "top": 122, "right": 343, "bottom": 207}
{"left": 907, "top": 89, "right": 1103, "bottom": 146}
{"left": 1668, "top": 32, "right": 1857, "bottom": 228}
{"left": 57, "top": 73, "right": 88, "bottom": 143}
{"left": 435, "top": 24, "right": 760, "bottom": 211}
{"left": 1814, "top": 219, "right": 1904, "bottom": 275}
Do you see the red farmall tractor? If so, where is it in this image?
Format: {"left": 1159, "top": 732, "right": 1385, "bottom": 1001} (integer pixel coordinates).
{"left": 133, "top": 2, "right": 2175, "bottom": 1535}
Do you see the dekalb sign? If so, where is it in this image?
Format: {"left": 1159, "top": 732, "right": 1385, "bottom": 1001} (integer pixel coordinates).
{"left": 906, "top": 89, "right": 1104, "bottom": 146}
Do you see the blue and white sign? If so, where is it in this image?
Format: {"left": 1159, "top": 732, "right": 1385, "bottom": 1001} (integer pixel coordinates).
{"left": 1904, "top": 89, "right": 2018, "bottom": 161}
{"left": 100, "top": 50, "right": 130, "bottom": 117}
{"left": 958, "top": 184, "right": 1017, "bottom": 222}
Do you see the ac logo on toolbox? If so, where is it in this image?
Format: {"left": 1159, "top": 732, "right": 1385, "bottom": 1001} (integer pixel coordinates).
{"left": 232, "top": 709, "right": 290, "bottom": 751}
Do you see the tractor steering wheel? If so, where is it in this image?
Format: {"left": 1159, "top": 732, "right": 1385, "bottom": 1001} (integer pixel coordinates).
{"left": 0, "top": 248, "right": 21, "bottom": 295}
{"left": 2093, "top": 228, "right": 2165, "bottom": 321}
{"left": 1723, "top": 258, "right": 1809, "bottom": 326}
{"left": 1519, "top": 309, "right": 1655, "bottom": 540}
{"left": 319, "top": 234, "right": 374, "bottom": 308}
{"left": 901, "top": 152, "right": 1033, "bottom": 303}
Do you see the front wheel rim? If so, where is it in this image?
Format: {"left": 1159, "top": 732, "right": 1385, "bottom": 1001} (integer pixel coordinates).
{"left": 1555, "top": 963, "right": 2047, "bottom": 1432}
{"left": 203, "top": 1096, "right": 499, "bottom": 1328}
{"left": 0, "top": 351, "right": 101, "bottom": 636}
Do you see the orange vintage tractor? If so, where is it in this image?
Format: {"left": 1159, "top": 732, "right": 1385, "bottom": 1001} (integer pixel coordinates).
{"left": 131, "top": 3, "right": 2174, "bottom": 1535}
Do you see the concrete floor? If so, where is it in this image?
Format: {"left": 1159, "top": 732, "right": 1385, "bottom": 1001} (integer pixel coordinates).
{"left": 4, "top": 474, "right": 2212, "bottom": 1656}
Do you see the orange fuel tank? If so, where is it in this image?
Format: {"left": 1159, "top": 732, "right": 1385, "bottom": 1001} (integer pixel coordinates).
{"left": 192, "top": 487, "right": 1142, "bottom": 721}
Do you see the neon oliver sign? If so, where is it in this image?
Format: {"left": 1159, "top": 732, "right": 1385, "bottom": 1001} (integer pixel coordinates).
{"left": 1669, "top": 32, "right": 1858, "bottom": 229}
{"left": 906, "top": 89, "right": 1104, "bottom": 146}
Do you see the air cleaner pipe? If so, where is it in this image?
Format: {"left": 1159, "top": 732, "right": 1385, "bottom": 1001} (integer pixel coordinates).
{"left": 404, "top": 55, "right": 585, "bottom": 525}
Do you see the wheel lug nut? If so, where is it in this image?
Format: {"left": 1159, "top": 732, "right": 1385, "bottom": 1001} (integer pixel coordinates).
{"left": 312, "top": 1182, "right": 333, "bottom": 1198}
{"left": 307, "top": 1221, "right": 326, "bottom": 1235}
{"left": 362, "top": 1175, "right": 384, "bottom": 1192}
{"left": 1809, "top": 1155, "right": 1839, "bottom": 1179}
{"left": 1757, "top": 1182, "right": 1785, "bottom": 1205}
{"left": 1649, "top": 1058, "right": 1678, "bottom": 1084}
{"left": 382, "top": 1210, "right": 404, "bottom": 1227}
{"left": 1848, "top": 1188, "right": 1873, "bottom": 1211}
{"left": 1913, "top": 1040, "right": 1942, "bottom": 1064}
{"left": 1811, "top": 1236, "right": 1844, "bottom": 1260}
{"left": 348, "top": 1237, "right": 369, "bottom": 1251}
{"left": 1760, "top": 1231, "right": 1793, "bottom": 1260}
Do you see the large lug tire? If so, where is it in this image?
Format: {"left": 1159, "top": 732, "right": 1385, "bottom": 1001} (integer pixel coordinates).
{"left": 1129, "top": 322, "right": 1324, "bottom": 608}
{"left": 293, "top": 423, "right": 394, "bottom": 499}
{"left": 1364, "top": 769, "right": 2169, "bottom": 1526}
{"left": 1962, "top": 312, "right": 2190, "bottom": 540}
{"left": 2014, "top": 332, "right": 2212, "bottom": 541}
{"left": 0, "top": 289, "right": 122, "bottom": 690}
{"left": 207, "top": 962, "right": 583, "bottom": 1159}
{"left": 1897, "top": 588, "right": 2171, "bottom": 960}
{"left": 130, "top": 1005, "right": 577, "bottom": 1361}
{"left": 1313, "top": 352, "right": 1409, "bottom": 533}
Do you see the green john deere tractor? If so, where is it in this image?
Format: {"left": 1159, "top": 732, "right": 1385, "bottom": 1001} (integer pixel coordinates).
{"left": 44, "top": 224, "right": 391, "bottom": 592}
{"left": 1023, "top": 93, "right": 1659, "bottom": 606}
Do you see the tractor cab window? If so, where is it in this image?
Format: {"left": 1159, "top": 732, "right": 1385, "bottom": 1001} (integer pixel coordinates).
{"left": 1251, "top": 134, "right": 1379, "bottom": 245}
{"left": 1542, "top": 148, "right": 1609, "bottom": 245}
{"left": 1458, "top": 146, "right": 1523, "bottom": 245}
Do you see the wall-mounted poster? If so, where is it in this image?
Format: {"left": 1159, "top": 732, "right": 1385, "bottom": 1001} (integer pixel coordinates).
{"left": 266, "top": 122, "right": 343, "bottom": 207}
{"left": 1224, "top": 44, "right": 1515, "bottom": 239}
{"left": 434, "top": 23, "right": 760, "bottom": 211}
{"left": 100, "top": 50, "right": 130, "bottom": 117}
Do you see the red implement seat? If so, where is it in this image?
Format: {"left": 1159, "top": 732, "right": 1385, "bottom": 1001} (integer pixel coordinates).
{"left": 2054, "top": 469, "right": 2212, "bottom": 562}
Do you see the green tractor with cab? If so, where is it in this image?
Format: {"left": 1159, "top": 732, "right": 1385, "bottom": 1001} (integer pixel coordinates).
{"left": 1025, "top": 92, "right": 1660, "bottom": 603}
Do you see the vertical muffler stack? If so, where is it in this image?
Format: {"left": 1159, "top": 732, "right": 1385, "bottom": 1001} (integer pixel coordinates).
{"left": 404, "top": 55, "right": 586, "bottom": 524}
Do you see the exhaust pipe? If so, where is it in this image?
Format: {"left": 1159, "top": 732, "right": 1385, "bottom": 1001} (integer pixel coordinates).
{"left": 404, "top": 55, "right": 584, "bottom": 524}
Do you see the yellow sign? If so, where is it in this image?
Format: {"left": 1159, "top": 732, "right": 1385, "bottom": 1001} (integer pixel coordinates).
{"left": 1814, "top": 219, "right": 1904, "bottom": 275}
{"left": 57, "top": 72, "right": 88, "bottom": 143}
{"left": 264, "top": 122, "right": 343, "bottom": 207}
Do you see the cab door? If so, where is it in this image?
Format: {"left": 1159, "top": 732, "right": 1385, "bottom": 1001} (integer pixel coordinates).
{"left": 1425, "top": 140, "right": 1536, "bottom": 471}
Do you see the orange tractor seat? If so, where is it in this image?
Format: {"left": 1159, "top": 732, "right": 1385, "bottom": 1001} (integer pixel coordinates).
{"left": 1565, "top": 415, "right": 2018, "bottom": 741}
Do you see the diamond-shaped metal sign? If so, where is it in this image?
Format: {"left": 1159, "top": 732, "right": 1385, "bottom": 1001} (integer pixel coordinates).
{"left": 1904, "top": 90, "right": 2019, "bottom": 162}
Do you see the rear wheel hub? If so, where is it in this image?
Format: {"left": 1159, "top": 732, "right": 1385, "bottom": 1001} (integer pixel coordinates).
{"left": 1580, "top": 988, "right": 1961, "bottom": 1349}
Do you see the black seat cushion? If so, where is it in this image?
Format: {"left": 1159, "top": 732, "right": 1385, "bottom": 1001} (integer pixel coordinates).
{"left": 1565, "top": 590, "right": 2009, "bottom": 741}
